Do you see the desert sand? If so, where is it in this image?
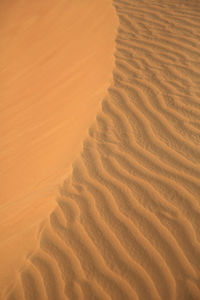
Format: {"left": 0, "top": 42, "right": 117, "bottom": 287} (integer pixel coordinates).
{"left": 0, "top": 0, "right": 117, "bottom": 297}
{"left": 2, "top": 0, "right": 200, "bottom": 299}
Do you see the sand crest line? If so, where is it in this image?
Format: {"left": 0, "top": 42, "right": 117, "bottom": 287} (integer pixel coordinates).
{"left": 5, "top": 0, "right": 200, "bottom": 299}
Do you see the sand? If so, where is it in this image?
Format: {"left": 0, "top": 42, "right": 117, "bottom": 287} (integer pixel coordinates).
{"left": 2, "top": 0, "right": 200, "bottom": 299}
{"left": 0, "top": 0, "right": 117, "bottom": 297}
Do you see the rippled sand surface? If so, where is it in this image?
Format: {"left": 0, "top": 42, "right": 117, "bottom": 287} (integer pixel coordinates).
{"left": 2, "top": 0, "right": 200, "bottom": 299}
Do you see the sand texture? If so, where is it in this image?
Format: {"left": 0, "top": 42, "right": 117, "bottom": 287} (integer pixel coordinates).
{"left": 0, "top": 0, "right": 117, "bottom": 295}
{"left": 3, "top": 0, "right": 200, "bottom": 299}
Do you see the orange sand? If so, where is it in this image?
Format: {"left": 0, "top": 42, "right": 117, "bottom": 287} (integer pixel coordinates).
{"left": 0, "top": 0, "right": 117, "bottom": 296}
{"left": 2, "top": 0, "right": 200, "bottom": 299}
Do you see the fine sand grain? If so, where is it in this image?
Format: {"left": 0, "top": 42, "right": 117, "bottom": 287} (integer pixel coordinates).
{"left": 3, "top": 0, "right": 200, "bottom": 299}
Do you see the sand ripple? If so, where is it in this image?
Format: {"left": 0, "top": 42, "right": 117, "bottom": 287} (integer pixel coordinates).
{"left": 5, "top": 0, "right": 200, "bottom": 299}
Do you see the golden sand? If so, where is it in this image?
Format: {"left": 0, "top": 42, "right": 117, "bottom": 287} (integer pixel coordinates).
{"left": 1, "top": 0, "right": 200, "bottom": 299}
{"left": 0, "top": 0, "right": 117, "bottom": 296}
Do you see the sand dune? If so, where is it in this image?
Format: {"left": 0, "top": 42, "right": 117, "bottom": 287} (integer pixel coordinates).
{"left": 0, "top": 0, "right": 117, "bottom": 296}
{"left": 3, "top": 0, "right": 200, "bottom": 299}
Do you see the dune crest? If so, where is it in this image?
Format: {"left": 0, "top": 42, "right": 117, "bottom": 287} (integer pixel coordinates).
{"left": 3, "top": 0, "right": 200, "bottom": 299}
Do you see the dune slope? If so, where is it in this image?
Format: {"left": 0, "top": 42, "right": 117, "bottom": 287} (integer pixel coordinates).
{"left": 0, "top": 0, "right": 117, "bottom": 295}
{"left": 4, "top": 0, "right": 200, "bottom": 299}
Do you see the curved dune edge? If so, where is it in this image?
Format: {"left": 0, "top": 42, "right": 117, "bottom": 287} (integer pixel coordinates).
{"left": 0, "top": 0, "right": 117, "bottom": 296}
{"left": 4, "top": 0, "right": 200, "bottom": 299}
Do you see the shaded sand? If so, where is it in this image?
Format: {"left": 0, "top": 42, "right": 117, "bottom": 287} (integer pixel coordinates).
{"left": 0, "top": 0, "right": 117, "bottom": 296}
{"left": 3, "top": 0, "right": 200, "bottom": 299}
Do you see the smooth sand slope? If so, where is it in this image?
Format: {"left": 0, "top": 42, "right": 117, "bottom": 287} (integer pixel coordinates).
{"left": 0, "top": 0, "right": 117, "bottom": 296}
{"left": 4, "top": 0, "right": 200, "bottom": 299}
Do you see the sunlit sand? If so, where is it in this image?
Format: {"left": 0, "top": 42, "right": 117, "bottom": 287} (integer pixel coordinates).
{"left": 1, "top": 0, "right": 200, "bottom": 299}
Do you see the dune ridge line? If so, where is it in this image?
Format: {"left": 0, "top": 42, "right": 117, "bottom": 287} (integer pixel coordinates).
{"left": 5, "top": 0, "right": 200, "bottom": 299}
